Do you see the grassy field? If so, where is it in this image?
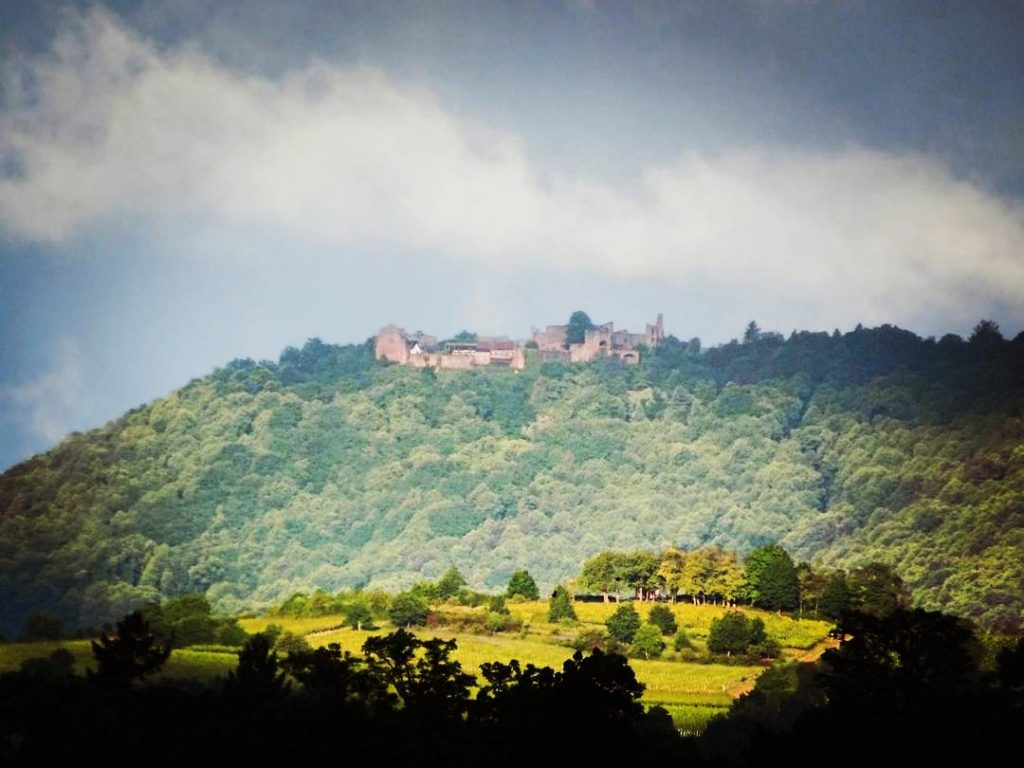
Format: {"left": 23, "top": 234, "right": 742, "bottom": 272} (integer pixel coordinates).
{"left": 4, "top": 601, "right": 830, "bottom": 732}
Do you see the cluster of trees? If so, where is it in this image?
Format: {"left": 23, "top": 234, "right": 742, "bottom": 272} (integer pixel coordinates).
{"left": 265, "top": 567, "right": 541, "bottom": 635}
{"left": 2, "top": 320, "right": 1023, "bottom": 636}
{"left": 577, "top": 545, "right": 908, "bottom": 619}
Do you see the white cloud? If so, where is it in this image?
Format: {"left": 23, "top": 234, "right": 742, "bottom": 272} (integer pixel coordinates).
{"left": 2, "top": 8, "right": 1023, "bottom": 333}
{"left": 2, "top": 338, "right": 86, "bottom": 444}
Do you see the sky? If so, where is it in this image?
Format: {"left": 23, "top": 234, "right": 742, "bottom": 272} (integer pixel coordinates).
{"left": 1, "top": 0, "right": 1023, "bottom": 470}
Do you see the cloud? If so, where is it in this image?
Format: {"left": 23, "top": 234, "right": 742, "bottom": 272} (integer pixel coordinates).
{"left": 2, "top": 7, "right": 1023, "bottom": 334}
{"left": 2, "top": 338, "right": 86, "bottom": 445}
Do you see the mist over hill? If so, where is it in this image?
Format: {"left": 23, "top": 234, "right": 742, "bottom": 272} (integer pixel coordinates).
{"left": 1, "top": 322, "right": 1022, "bottom": 636}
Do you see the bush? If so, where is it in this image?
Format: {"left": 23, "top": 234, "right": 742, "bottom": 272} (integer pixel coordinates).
{"left": 484, "top": 611, "right": 523, "bottom": 634}
{"left": 673, "top": 630, "right": 694, "bottom": 651}
{"left": 647, "top": 605, "right": 678, "bottom": 636}
{"left": 488, "top": 595, "right": 510, "bottom": 615}
{"left": 606, "top": 603, "right": 642, "bottom": 643}
{"left": 751, "top": 638, "right": 782, "bottom": 660}
{"left": 274, "top": 631, "right": 310, "bottom": 655}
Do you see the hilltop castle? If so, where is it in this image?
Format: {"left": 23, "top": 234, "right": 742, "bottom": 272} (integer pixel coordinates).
{"left": 374, "top": 314, "right": 664, "bottom": 370}
{"left": 532, "top": 314, "right": 664, "bottom": 364}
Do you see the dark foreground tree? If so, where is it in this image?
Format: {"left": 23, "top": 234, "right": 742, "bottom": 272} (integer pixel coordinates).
{"left": 89, "top": 610, "right": 170, "bottom": 686}
{"left": 224, "top": 632, "right": 289, "bottom": 701}
{"left": 362, "top": 629, "right": 474, "bottom": 718}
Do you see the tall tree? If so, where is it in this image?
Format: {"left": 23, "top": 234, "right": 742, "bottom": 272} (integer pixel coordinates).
{"left": 656, "top": 548, "right": 687, "bottom": 602}
{"left": 566, "top": 310, "right": 595, "bottom": 345}
{"left": 745, "top": 543, "right": 799, "bottom": 611}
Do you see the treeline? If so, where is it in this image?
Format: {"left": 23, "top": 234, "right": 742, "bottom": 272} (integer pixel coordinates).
{"left": 2, "top": 319, "right": 1023, "bottom": 636}
{"left": 576, "top": 546, "right": 909, "bottom": 619}
{"left": 1, "top": 606, "right": 1022, "bottom": 765}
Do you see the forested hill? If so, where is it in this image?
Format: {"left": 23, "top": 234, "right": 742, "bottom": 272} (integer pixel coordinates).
{"left": 2, "top": 322, "right": 1023, "bottom": 636}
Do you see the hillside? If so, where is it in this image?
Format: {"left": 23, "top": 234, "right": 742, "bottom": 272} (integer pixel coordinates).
{"left": 2, "top": 323, "right": 1023, "bottom": 635}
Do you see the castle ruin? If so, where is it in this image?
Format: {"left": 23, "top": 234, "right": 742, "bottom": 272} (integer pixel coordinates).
{"left": 374, "top": 314, "right": 664, "bottom": 370}
{"left": 374, "top": 326, "right": 526, "bottom": 370}
{"left": 532, "top": 314, "right": 664, "bottom": 364}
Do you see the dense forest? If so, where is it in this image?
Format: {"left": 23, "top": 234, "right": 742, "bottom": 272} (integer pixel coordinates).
{"left": 1, "top": 319, "right": 1023, "bottom": 635}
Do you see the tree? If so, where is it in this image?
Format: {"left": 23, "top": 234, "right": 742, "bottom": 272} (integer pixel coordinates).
{"left": 344, "top": 600, "right": 375, "bottom": 630}
{"left": 620, "top": 551, "right": 661, "bottom": 600}
{"left": 606, "top": 603, "right": 642, "bottom": 643}
{"left": 89, "top": 610, "right": 171, "bottom": 685}
{"left": 580, "top": 551, "right": 625, "bottom": 601}
{"left": 506, "top": 569, "right": 540, "bottom": 601}
{"left": 848, "top": 563, "right": 909, "bottom": 617}
{"left": 436, "top": 566, "right": 467, "bottom": 601}
{"left": 657, "top": 548, "right": 687, "bottom": 602}
{"left": 968, "top": 319, "right": 1003, "bottom": 346}
{"left": 548, "top": 585, "right": 577, "bottom": 622}
{"left": 282, "top": 642, "right": 392, "bottom": 708}
{"left": 647, "top": 604, "right": 678, "bottom": 636}
{"left": 566, "top": 310, "right": 595, "bottom": 345}
{"left": 631, "top": 623, "right": 666, "bottom": 659}
{"left": 707, "top": 611, "right": 757, "bottom": 656}
{"left": 745, "top": 543, "right": 799, "bottom": 611}
{"left": 362, "top": 629, "right": 474, "bottom": 717}
{"left": 23, "top": 613, "right": 62, "bottom": 641}
{"left": 820, "top": 572, "right": 851, "bottom": 619}
{"left": 743, "top": 321, "right": 761, "bottom": 344}
{"left": 225, "top": 632, "right": 289, "bottom": 700}
{"left": 389, "top": 592, "right": 430, "bottom": 627}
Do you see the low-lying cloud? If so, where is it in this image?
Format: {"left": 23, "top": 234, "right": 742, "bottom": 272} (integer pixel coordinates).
{"left": 2, "top": 8, "right": 1023, "bottom": 334}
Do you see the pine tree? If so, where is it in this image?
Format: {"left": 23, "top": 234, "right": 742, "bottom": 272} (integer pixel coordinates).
{"left": 548, "top": 585, "right": 577, "bottom": 622}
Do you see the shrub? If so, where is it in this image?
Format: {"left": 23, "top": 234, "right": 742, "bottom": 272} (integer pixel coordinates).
{"left": 673, "top": 630, "right": 694, "bottom": 651}
{"left": 274, "top": 631, "right": 310, "bottom": 655}
{"left": 488, "top": 595, "right": 510, "bottom": 615}
{"left": 484, "top": 611, "right": 523, "bottom": 634}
